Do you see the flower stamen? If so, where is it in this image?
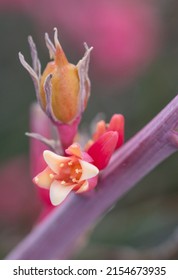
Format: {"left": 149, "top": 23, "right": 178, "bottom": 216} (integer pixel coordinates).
{"left": 75, "top": 168, "right": 82, "bottom": 174}
{"left": 61, "top": 180, "right": 66, "bottom": 185}
{"left": 72, "top": 178, "right": 78, "bottom": 183}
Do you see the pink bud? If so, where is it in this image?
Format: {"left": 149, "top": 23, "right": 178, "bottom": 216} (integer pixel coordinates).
{"left": 87, "top": 131, "right": 118, "bottom": 170}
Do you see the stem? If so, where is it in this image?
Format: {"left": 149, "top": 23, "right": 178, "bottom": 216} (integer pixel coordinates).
{"left": 6, "top": 95, "right": 178, "bottom": 260}
{"left": 29, "top": 103, "right": 54, "bottom": 208}
{"left": 56, "top": 116, "right": 81, "bottom": 152}
{"left": 29, "top": 103, "right": 52, "bottom": 177}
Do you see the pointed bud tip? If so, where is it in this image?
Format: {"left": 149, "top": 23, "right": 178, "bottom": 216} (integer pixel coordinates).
{"left": 102, "top": 131, "right": 119, "bottom": 141}
{"left": 18, "top": 52, "right": 23, "bottom": 59}
{"left": 33, "top": 176, "right": 39, "bottom": 185}
{"left": 79, "top": 160, "right": 99, "bottom": 181}
{"left": 43, "top": 150, "right": 53, "bottom": 162}
{"left": 109, "top": 114, "right": 125, "bottom": 148}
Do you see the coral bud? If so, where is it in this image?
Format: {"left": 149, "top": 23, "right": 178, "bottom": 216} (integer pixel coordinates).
{"left": 87, "top": 131, "right": 118, "bottom": 170}
{"left": 85, "top": 114, "right": 125, "bottom": 169}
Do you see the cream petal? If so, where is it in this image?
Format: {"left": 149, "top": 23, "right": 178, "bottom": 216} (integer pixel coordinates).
{"left": 33, "top": 167, "right": 53, "bottom": 189}
{"left": 79, "top": 160, "right": 99, "bottom": 181}
{"left": 43, "top": 150, "right": 68, "bottom": 174}
{"left": 50, "top": 180, "right": 74, "bottom": 206}
{"left": 65, "top": 143, "right": 82, "bottom": 158}
{"left": 76, "top": 180, "right": 89, "bottom": 193}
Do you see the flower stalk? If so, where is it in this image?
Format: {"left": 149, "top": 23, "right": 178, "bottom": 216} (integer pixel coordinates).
{"left": 6, "top": 95, "right": 178, "bottom": 260}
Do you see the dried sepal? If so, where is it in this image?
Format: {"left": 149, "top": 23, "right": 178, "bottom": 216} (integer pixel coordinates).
{"left": 18, "top": 52, "right": 42, "bottom": 107}
{"left": 25, "top": 132, "right": 61, "bottom": 154}
{"left": 28, "top": 36, "right": 41, "bottom": 78}
{"left": 77, "top": 43, "right": 93, "bottom": 112}
{"left": 44, "top": 32, "right": 56, "bottom": 59}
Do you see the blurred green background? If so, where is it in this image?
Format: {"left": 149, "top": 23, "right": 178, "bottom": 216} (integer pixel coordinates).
{"left": 0, "top": 0, "right": 178, "bottom": 259}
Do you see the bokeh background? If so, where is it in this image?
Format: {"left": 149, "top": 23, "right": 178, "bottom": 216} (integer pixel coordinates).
{"left": 0, "top": 0, "right": 178, "bottom": 259}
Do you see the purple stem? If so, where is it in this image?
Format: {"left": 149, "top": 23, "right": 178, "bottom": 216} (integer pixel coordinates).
{"left": 6, "top": 95, "right": 178, "bottom": 260}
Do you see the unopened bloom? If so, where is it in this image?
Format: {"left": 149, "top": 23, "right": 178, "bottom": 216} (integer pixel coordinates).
{"left": 19, "top": 27, "right": 92, "bottom": 125}
{"left": 91, "top": 114, "right": 124, "bottom": 148}
{"left": 33, "top": 143, "right": 99, "bottom": 206}
{"left": 86, "top": 114, "right": 125, "bottom": 169}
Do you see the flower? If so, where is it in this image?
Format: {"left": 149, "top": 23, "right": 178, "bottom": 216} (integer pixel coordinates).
{"left": 86, "top": 114, "right": 125, "bottom": 169}
{"left": 19, "top": 27, "right": 93, "bottom": 125}
{"left": 33, "top": 143, "right": 99, "bottom": 206}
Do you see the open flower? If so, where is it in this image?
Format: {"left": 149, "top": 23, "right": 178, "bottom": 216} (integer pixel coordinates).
{"left": 19, "top": 27, "right": 92, "bottom": 125}
{"left": 33, "top": 143, "right": 99, "bottom": 206}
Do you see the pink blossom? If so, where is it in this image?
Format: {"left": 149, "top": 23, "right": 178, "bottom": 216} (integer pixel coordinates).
{"left": 33, "top": 144, "right": 99, "bottom": 206}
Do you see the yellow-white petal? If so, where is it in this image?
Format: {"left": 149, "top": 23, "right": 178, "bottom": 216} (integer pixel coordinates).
{"left": 76, "top": 180, "right": 89, "bottom": 193}
{"left": 33, "top": 167, "right": 53, "bottom": 189}
{"left": 43, "top": 150, "right": 68, "bottom": 174}
{"left": 79, "top": 160, "right": 99, "bottom": 181}
{"left": 49, "top": 180, "right": 74, "bottom": 206}
{"left": 65, "top": 143, "right": 82, "bottom": 158}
